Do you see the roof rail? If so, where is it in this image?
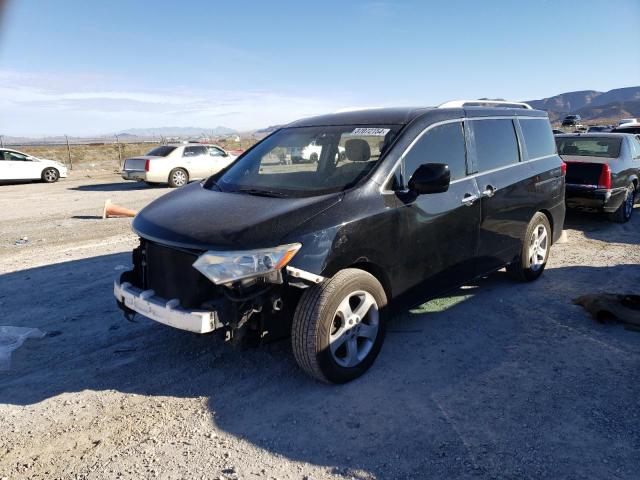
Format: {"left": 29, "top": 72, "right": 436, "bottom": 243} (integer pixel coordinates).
{"left": 438, "top": 100, "right": 533, "bottom": 110}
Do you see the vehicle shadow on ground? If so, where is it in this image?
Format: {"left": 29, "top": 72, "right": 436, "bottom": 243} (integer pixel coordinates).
{"left": 564, "top": 205, "right": 640, "bottom": 245}
{"left": 69, "top": 182, "right": 165, "bottom": 192}
{"left": 1, "top": 255, "right": 639, "bottom": 478}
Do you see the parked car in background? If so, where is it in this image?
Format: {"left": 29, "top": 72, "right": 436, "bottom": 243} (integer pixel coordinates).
{"left": 553, "top": 129, "right": 565, "bottom": 135}
{"left": 0, "top": 148, "right": 68, "bottom": 183}
{"left": 114, "top": 100, "right": 565, "bottom": 383}
{"left": 556, "top": 133, "right": 640, "bottom": 222}
{"left": 613, "top": 124, "right": 640, "bottom": 135}
{"left": 562, "top": 114, "right": 583, "bottom": 129}
{"left": 121, "top": 144, "right": 237, "bottom": 187}
{"left": 300, "top": 141, "right": 346, "bottom": 163}
{"left": 586, "top": 125, "right": 612, "bottom": 133}
{"left": 618, "top": 118, "right": 638, "bottom": 126}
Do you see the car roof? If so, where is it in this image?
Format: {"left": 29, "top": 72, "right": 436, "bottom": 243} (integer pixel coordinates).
{"left": 287, "top": 105, "right": 547, "bottom": 127}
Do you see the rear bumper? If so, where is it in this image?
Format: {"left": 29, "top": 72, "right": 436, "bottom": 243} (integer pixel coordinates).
{"left": 566, "top": 185, "right": 626, "bottom": 212}
{"left": 121, "top": 170, "right": 147, "bottom": 181}
{"left": 113, "top": 281, "right": 224, "bottom": 333}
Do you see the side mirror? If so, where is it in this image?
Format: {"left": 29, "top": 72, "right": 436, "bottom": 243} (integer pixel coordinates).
{"left": 408, "top": 163, "right": 450, "bottom": 194}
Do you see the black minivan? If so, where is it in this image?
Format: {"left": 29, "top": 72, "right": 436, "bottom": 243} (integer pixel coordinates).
{"left": 115, "top": 100, "right": 566, "bottom": 383}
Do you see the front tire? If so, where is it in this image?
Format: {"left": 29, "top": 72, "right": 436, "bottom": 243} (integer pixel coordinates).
{"left": 609, "top": 183, "right": 635, "bottom": 223}
{"left": 41, "top": 167, "right": 59, "bottom": 183}
{"left": 292, "top": 268, "right": 387, "bottom": 384}
{"left": 168, "top": 168, "right": 188, "bottom": 188}
{"left": 506, "top": 212, "right": 551, "bottom": 282}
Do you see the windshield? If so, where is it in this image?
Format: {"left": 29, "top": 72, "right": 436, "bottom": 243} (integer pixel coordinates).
{"left": 214, "top": 125, "right": 401, "bottom": 197}
{"left": 556, "top": 137, "right": 622, "bottom": 158}
{"left": 146, "top": 146, "right": 176, "bottom": 157}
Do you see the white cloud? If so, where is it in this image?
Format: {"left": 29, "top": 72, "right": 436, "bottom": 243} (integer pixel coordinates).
{"left": 0, "top": 70, "right": 349, "bottom": 136}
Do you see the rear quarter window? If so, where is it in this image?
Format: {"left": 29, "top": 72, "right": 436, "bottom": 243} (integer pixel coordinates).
{"left": 146, "top": 146, "right": 176, "bottom": 157}
{"left": 520, "top": 119, "right": 556, "bottom": 159}
{"left": 472, "top": 119, "right": 520, "bottom": 171}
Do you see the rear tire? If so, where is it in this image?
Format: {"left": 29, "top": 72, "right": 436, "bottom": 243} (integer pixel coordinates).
{"left": 291, "top": 268, "right": 387, "bottom": 384}
{"left": 168, "top": 168, "right": 188, "bottom": 188}
{"left": 506, "top": 212, "right": 551, "bottom": 282}
{"left": 41, "top": 167, "right": 59, "bottom": 183}
{"left": 609, "top": 183, "right": 635, "bottom": 223}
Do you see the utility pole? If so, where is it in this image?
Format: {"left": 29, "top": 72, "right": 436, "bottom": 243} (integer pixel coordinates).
{"left": 115, "top": 134, "right": 123, "bottom": 169}
{"left": 65, "top": 135, "right": 73, "bottom": 170}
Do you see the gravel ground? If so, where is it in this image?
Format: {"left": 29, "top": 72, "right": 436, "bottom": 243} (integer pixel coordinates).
{"left": 1, "top": 172, "right": 639, "bottom": 480}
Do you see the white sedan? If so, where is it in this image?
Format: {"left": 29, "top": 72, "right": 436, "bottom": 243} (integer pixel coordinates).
{"left": 0, "top": 148, "right": 68, "bottom": 183}
{"left": 122, "top": 144, "right": 237, "bottom": 187}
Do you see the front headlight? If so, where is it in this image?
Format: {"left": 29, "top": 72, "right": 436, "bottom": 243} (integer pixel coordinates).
{"left": 193, "top": 243, "right": 301, "bottom": 285}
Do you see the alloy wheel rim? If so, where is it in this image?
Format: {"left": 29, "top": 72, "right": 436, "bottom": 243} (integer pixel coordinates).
{"left": 329, "top": 290, "right": 379, "bottom": 368}
{"left": 44, "top": 170, "right": 56, "bottom": 181}
{"left": 173, "top": 171, "right": 186, "bottom": 186}
{"left": 528, "top": 224, "right": 548, "bottom": 271}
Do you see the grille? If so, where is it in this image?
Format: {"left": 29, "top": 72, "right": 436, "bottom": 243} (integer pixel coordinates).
{"left": 144, "top": 241, "right": 219, "bottom": 308}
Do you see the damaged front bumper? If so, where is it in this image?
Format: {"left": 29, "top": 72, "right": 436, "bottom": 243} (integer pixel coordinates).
{"left": 114, "top": 281, "right": 225, "bottom": 333}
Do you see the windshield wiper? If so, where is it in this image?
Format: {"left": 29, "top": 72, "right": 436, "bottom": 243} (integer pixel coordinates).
{"left": 234, "top": 188, "right": 288, "bottom": 198}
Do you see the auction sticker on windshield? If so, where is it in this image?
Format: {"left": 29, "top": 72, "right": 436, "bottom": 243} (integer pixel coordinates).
{"left": 349, "top": 128, "right": 390, "bottom": 136}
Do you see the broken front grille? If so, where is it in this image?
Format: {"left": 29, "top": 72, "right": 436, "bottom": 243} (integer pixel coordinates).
{"left": 142, "top": 240, "right": 220, "bottom": 309}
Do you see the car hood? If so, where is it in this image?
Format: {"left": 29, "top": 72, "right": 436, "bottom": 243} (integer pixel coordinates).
{"left": 560, "top": 155, "right": 614, "bottom": 165}
{"left": 132, "top": 181, "right": 343, "bottom": 250}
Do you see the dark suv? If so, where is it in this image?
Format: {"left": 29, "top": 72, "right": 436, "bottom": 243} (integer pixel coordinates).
{"left": 114, "top": 100, "right": 566, "bottom": 383}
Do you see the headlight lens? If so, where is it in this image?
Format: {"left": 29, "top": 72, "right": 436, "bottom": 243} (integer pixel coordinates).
{"left": 192, "top": 243, "right": 301, "bottom": 285}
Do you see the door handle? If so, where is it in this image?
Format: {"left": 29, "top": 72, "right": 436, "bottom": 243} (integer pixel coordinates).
{"left": 461, "top": 193, "right": 479, "bottom": 206}
{"left": 482, "top": 184, "right": 498, "bottom": 197}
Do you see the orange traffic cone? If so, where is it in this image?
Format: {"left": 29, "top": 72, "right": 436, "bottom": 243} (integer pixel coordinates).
{"left": 102, "top": 199, "right": 137, "bottom": 219}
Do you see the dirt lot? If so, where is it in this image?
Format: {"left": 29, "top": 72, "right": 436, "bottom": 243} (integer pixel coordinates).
{"left": 1, "top": 172, "right": 639, "bottom": 480}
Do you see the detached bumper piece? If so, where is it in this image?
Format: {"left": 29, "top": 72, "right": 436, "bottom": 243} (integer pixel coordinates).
{"left": 114, "top": 281, "right": 224, "bottom": 333}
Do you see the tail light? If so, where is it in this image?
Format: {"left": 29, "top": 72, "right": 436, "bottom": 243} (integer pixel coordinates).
{"left": 561, "top": 161, "right": 567, "bottom": 176}
{"left": 145, "top": 159, "right": 150, "bottom": 172}
{"left": 598, "top": 164, "right": 611, "bottom": 189}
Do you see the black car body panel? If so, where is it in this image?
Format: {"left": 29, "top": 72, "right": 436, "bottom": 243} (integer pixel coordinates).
{"left": 556, "top": 133, "right": 640, "bottom": 212}
{"left": 120, "top": 104, "right": 565, "bottom": 333}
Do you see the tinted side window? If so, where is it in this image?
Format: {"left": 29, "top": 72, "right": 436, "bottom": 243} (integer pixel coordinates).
{"left": 208, "top": 146, "right": 225, "bottom": 157}
{"left": 6, "top": 151, "right": 29, "bottom": 161}
{"left": 402, "top": 122, "right": 467, "bottom": 186}
{"left": 183, "top": 146, "right": 207, "bottom": 157}
{"left": 472, "top": 119, "right": 520, "bottom": 171}
{"left": 520, "top": 119, "right": 556, "bottom": 159}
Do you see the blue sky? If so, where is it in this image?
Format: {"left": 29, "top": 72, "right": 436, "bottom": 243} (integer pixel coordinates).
{"left": 1, "top": 0, "right": 639, "bottom": 136}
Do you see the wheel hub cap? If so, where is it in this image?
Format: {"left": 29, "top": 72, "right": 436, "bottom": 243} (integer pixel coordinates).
{"left": 528, "top": 224, "right": 548, "bottom": 272}
{"left": 329, "top": 291, "right": 379, "bottom": 368}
